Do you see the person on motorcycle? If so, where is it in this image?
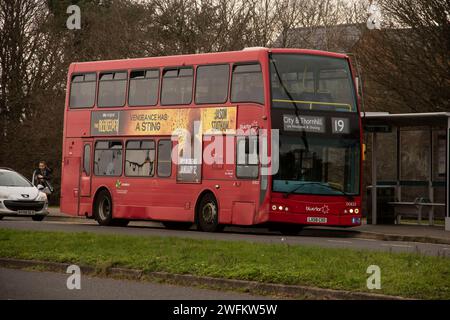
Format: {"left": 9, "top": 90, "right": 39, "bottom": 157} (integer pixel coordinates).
{"left": 33, "top": 161, "right": 53, "bottom": 199}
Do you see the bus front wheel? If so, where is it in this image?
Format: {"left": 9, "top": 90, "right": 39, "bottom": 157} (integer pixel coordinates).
{"left": 197, "top": 193, "right": 222, "bottom": 232}
{"left": 94, "top": 190, "right": 114, "bottom": 226}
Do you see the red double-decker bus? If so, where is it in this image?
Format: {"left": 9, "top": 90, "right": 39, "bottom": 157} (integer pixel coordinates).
{"left": 60, "top": 47, "right": 363, "bottom": 233}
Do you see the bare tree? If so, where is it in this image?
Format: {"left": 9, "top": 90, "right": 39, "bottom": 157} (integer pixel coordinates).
{"left": 356, "top": 0, "right": 450, "bottom": 112}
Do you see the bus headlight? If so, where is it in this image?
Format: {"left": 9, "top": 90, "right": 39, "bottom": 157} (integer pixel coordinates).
{"left": 272, "top": 205, "right": 277, "bottom": 211}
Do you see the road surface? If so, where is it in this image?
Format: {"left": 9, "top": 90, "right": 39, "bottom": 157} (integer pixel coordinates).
{"left": 1, "top": 216, "right": 449, "bottom": 257}
{"left": 0, "top": 267, "right": 268, "bottom": 300}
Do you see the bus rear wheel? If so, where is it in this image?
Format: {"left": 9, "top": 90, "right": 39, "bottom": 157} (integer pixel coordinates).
{"left": 94, "top": 190, "right": 114, "bottom": 226}
{"left": 197, "top": 193, "right": 222, "bottom": 232}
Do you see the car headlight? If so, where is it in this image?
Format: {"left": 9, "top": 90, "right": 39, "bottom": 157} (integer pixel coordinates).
{"left": 37, "top": 192, "right": 47, "bottom": 202}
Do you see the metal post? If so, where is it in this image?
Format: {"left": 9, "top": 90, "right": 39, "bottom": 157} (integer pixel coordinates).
{"left": 446, "top": 117, "right": 450, "bottom": 231}
{"left": 429, "top": 127, "right": 434, "bottom": 225}
{"left": 396, "top": 127, "right": 401, "bottom": 202}
{"left": 372, "top": 132, "right": 377, "bottom": 225}
{"left": 418, "top": 205, "right": 423, "bottom": 225}
{"left": 396, "top": 127, "right": 402, "bottom": 224}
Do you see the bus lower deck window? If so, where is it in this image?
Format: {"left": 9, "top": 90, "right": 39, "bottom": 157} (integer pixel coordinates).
{"left": 125, "top": 140, "right": 156, "bottom": 177}
{"left": 236, "top": 136, "right": 259, "bottom": 178}
{"left": 157, "top": 140, "right": 172, "bottom": 177}
{"left": 94, "top": 141, "right": 123, "bottom": 176}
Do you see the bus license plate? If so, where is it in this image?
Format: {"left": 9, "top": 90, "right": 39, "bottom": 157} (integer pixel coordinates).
{"left": 307, "top": 217, "right": 327, "bottom": 223}
{"left": 18, "top": 210, "right": 35, "bottom": 215}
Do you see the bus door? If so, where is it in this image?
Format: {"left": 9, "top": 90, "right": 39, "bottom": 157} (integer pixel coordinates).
{"left": 60, "top": 156, "right": 80, "bottom": 215}
{"left": 80, "top": 140, "right": 93, "bottom": 197}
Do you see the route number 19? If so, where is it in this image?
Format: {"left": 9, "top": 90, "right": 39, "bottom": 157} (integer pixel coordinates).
{"left": 332, "top": 118, "right": 349, "bottom": 134}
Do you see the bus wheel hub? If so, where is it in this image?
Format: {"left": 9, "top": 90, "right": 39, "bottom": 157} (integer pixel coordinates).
{"left": 202, "top": 203, "right": 216, "bottom": 224}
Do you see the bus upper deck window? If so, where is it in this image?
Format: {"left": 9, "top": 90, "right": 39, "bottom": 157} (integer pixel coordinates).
{"left": 69, "top": 73, "right": 97, "bottom": 108}
{"left": 129, "top": 69, "right": 159, "bottom": 107}
{"left": 195, "top": 64, "right": 229, "bottom": 104}
{"left": 231, "top": 63, "right": 264, "bottom": 105}
{"left": 98, "top": 71, "right": 128, "bottom": 107}
{"left": 161, "top": 67, "right": 193, "bottom": 105}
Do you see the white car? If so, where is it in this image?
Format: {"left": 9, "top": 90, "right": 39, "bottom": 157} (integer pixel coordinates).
{"left": 0, "top": 168, "right": 49, "bottom": 221}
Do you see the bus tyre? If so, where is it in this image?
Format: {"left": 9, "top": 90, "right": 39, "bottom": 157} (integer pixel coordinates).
{"left": 32, "top": 215, "right": 45, "bottom": 222}
{"left": 197, "top": 193, "right": 222, "bottom": 232}
{"left": 94, "top": 190, "right": 114, "bottom": 226}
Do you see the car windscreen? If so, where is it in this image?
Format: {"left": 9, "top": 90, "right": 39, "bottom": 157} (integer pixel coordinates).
{"left": 0, "top": 171, "right": 32, "bottom": 187}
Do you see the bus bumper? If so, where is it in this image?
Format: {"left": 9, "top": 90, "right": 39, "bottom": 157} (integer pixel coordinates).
{"left": 267, "top": 212, "right": 362, "bottom": 227}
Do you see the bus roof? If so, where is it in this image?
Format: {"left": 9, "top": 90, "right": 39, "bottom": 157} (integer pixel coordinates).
{"left": 70, "top": 48, "right": 349, "bottom": 73}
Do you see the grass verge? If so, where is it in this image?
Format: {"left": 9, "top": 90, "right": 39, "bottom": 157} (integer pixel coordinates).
{"left": 0, "top": 228, "right": 449, "bottom": 299}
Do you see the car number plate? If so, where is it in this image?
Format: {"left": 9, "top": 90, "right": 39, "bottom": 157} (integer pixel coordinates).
{"left": 307, "top": 217, "right": 327, "bottom": 223}
{"left": 18, "top": 210, "right": 36, "bottom": 215}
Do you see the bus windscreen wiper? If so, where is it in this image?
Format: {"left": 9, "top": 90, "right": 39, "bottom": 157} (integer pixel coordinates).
{"left": 283, "top": 183, "right": 308, "bottom": 198}
{"left": 284, "top": 182, "right": 353, "bottom": 198}
{"left": 270, "top": 56, "right": 309, "bottom": 152}
{"left": 325, "top": 183, "right": 353, "bottom": 198}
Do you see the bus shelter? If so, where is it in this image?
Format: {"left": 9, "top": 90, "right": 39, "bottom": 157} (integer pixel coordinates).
{"left": 362, "top": 112, "right": 450, "bottom": 231}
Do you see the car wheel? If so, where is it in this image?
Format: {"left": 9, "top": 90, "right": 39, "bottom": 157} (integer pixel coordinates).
{"left": 162, "top": 221, "right": 193, "bottom": 230}
{"left": 197, "top": 193, "right": 222, "bottom": 232}
{"left": 32, "top": 215, "right": 45, "bottom": 222}
{"left": 94, "top": 190, "right": 114, "bottom": 226}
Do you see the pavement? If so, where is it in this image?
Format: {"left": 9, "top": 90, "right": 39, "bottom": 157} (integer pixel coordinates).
{"left": 348, "top": 223, "right": 450, "bottom": 241}
{"left": 1, "top": 215, "right": 450, "bottom": 257}
{"left": 0, "top": 267, "right": 268, "bottom": 300}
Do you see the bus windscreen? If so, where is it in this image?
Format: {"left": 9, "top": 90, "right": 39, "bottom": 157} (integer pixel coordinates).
{"left": 273, "top": 135, "right": 360, "bottom": 196}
